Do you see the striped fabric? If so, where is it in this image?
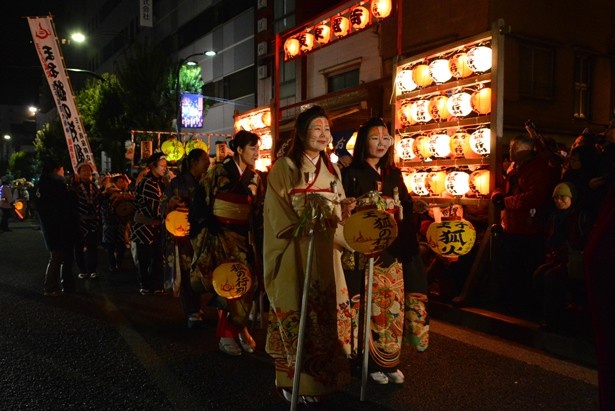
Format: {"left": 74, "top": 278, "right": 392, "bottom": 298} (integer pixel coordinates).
{"left": 131, "top": 174, "right": 164, "bottom": 245}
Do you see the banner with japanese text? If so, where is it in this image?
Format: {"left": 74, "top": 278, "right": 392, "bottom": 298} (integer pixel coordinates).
{"left": 27, "top": 16, "right": 97, "bottom": 173}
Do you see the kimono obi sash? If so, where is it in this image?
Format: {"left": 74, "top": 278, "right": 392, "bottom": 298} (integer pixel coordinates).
{"left": 289, "top": 188, "right": 338, "bottom": 219}
{"left": 213, "top": 192, "right": 252, "bottom": 225}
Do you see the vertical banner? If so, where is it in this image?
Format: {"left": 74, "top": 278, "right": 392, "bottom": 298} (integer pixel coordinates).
{"left": 27, "top": 16, "right": 97, "bottom": 173}
{"left": 140, "top": 0, "right": 153, "bottom": 28}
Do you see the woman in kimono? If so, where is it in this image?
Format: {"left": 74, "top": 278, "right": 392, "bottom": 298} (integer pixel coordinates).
{"left": 190, "top": 131, "right": 264, "bottom": 356}
{"left": 162, "top": 149, "right": 210, "bottom": 328}
{"left": 264, "top": 105, "right": 356, "bottom": 404}
{"left": 341, "top": 117, "right": 427, "bottom": 385}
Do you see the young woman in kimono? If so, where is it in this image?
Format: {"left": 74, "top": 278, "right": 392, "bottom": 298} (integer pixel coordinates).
{"left": 190, "top": 131, "right": 264, "bottom": 356}
{"left": 161, "top": 149, "right": 210, "bottom": 328}
{"left": 264, "top": 105, "right": 356, "bottom": 405}
{"left": 341, "top": 117, "right": 427, "bottom": 385}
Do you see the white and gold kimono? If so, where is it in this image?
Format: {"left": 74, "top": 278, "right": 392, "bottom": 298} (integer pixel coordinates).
{"left": 264, "top": 156, "right": 352, "bottom": 397}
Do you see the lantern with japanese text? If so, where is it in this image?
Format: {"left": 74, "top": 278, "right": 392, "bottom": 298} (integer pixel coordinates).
{"left": 409, "top": 100, "right": 432, "bottom": 123}
{"left": 185, "top": 138, "right": 208, "bottom": 155}
{"left": 260, "top": 133, "right": 273, "bottom": 150}
{"left": 409, "top": 171, "right": 430, "bottom": 196}
{"left": 396, "top": 137, "right": 416, "bottom": 160}
{"left": 427, "top": 134, "right": 451, "bottom": 158}
{"left": 350, "top": 6, "right": 370, "bottom": 29}
{"left": 212, "top": 262, "right": 253, "bottom": 299}
{"left": 161, "top": 139, "right": 185, "bottom": 162}
{"left": 471, "top": 87, "right": 491, "bottom": 114}
{"left": 444, "top": 171, "right": 471, "bottom": 196}
{"left": 299, "top": 32, "right": 315, "bottom": 52}
{"left": 261, "top": 110, "right": 271, "bottom": 127}
{"left": 449, "top": 53, "right": 473, "bottom": 78}
{"left": 371, "top": 0, "right": 393, "bottom": 19}
{"left": 470, "top": 128, "right": 491, "bottom": 156}
{"left": 447, "top": 92, "right": 473, "bottom": 117}
{"left": 397, "top": 102, "right": 414, "bottom": 128}
{"left": 396, "top": 68, "right": 417, "bottom": 93}
{"left": 467, "top": 46, "right": 492, "bottom": 73}
{"left": 425, "top": 171, "right": 446, "bottom": 195}
{"left": 469, "top": 169, "right": 490, "bottom": 195}
{"left": 428, "top": 95, "right": 450, "bottom": 122}
{"left": 284, "top": 37, "right": 300, "bottom": 59}
{"left": 449, "top": 132, "right": 474, "bottom": 159}
{"left": 426, "top": 218, "right": 476, "bottom": 258}
{"left": 429, "top": 59, "right": 452, "bottom": 83}
{"left": 412, "top": 135, "right": 432, "bottom": 160}
{"left": 412, "top": 64, "right": 433, "bottom": 87}
{"left": 165, "top": 208, "right": 190, "bottom": 237}
{"left": 332, "top": 16, "right": 351, "bottom": 38}
{"left": 344, "top": 208, "right": 398, "bottom": 256}
{"left": 314, "top": 24, "right": 331, "bottom": 45}
{"left": 403, "top": 169, "right": 416, "bottom": 193}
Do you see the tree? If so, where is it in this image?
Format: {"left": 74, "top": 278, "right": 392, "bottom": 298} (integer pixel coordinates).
{"left": 33, "top": 120, "right": 71, "bottom": 169}
{"left": 8, "top": 151, "right": 38, "bottom": 180}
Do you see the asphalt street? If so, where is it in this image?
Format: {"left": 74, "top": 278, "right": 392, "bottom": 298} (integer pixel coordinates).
{"left": 0, "top": 219, "right": 599, "bottom": 410}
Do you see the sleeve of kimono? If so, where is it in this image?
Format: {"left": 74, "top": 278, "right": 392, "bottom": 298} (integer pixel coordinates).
{"left": 265, "top": 158, "right": 301, "bottom": 239}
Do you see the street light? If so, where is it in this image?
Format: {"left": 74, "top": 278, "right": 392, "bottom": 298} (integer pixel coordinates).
{"left": 175, "top": 51, "right": 216, "bottom": 132}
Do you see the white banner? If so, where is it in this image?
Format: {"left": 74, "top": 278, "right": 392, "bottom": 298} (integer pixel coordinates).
{"left": 140, "top": 0, "right": 153, "bottom": 28}
{"left": 27, "top": 16, "right": 97, "bottom": 173}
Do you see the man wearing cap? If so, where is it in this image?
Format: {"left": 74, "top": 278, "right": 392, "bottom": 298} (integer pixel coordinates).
{"left": 131, "top": 152, "right": 167, "bottom": 295}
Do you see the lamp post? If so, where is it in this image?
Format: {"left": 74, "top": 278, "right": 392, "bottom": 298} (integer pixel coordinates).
{"left": 175, "top": 51, "right": 216, "bottom": 133}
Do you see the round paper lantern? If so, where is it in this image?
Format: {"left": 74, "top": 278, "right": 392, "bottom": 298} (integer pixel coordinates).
{"left": 429, "top": 59, "right": 452, "bottom": 83}
{"left": 315, "top": 24, "right": 331, "bottom": 45}
{"left": 344, "top": 208, "right": 398, "bottom": 256}
{"left": 403, "top": 170, "right": 416, "bottom": 193}
{"left": 185, "top": 138, "right": 208, "bottom": 154}
{"left": 425, "top": 171, "right": 446, "bottom": 195}
{"left": 409, "top": 172, "right": 430, "bottom": 196}
{"left": 299, "top": 32, "right": 315, "bottom": 52}
{"left": 371, "top": 0, "right": 393, "bottom": 19}
{"left": 447, "top": 92, "right": 473, "bottom": 117}
{"left": 428, "top": 95, "right": 450, "bottom": 122}
{"left": 396, "top": 138, "right": 416, "bottom": 160}
{"left": 467, "top": 46, "right": 492, "bottom": 73}
{"left": 333, "top": 16, "right": 351, "bottom": 38}
{"left": 236, "top": 116, "right": 251, "bottom": 131}
{"left": 161, "top": 138, "right": 179, "bottom": 155}
{"left": 449, "top": 132, "right": 474, "bottom": 159}
{"left": 260, "top": 133, "right": 273, "bottom": 150}
{"left": 426, "top": 218, "right": 476, "bottom": 258}
{"left": 412, "top": 64, "right": 433, "bottom": 87}
{"left": 427, "top": 134, "right": 451, "bottom": 158}
{"left": 261, "top": 110, "right": 271, "bottom": 127}
{"left": 396, "top": 68, "right": 417, "bottom": 93}
{"left": 350, "top": 6, "right": 370, "bottom": 29}
{"left": 165, "top": 142, "right": 185, "bottom": 162}
{"left": 397, "top": 102, "right": 414, "bottom": 128}
{"left": 165, "top": 208, "right": 190, "bottom": 237}
{"left": 469, "top": 169, "right": 490, "bottom": 195}
{"left": 470, "top": 128, "right": 491, "bottom": 156}
{"left": 449, "top": 53, "right": 473, "bottom": 78}
{"left": 212, "top": 262, "right": 253, "bottom": 299}
{"left": 444, "top": 171, "right": 471, "bottom": 196}
{"left": 409, "top": 100, "right": 432, "bottom": 123}
{"left": 412, "top": 135, "right": 432, "bottom": 160}
{"left": 14, "top": 200, "right": 25, "bottom": 211}
{"left": 471, "top": 87, "right": 491, "bottom": 114}
{"left": 284, "top": 38, "right": 300, "bottom": 59}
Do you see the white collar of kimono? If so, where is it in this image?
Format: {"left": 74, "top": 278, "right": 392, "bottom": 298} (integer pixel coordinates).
{"left": 303, "top": 152, "right": 320, "bottom": 165}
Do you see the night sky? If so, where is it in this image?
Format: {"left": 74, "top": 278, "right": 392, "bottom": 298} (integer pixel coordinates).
{"left": 1, "top": 2, "right": 67, "bottom": 105}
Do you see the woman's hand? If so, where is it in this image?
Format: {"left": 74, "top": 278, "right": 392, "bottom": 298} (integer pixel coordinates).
{"left": 340, "top": 197, "right": 357, "bottom": 223}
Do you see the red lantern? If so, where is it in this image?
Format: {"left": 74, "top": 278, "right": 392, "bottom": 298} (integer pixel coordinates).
{"left": 299, "top": 32, "right": 315, "bottom": 52}
{"left": 428, "top": 95, "right": 450, "bottom": 122}
{"left": 284, "top": 37, "right": 300, "bottom": 59}
{"left": 449, "top": 53, "right": 473, "bottom": 78}
{"left": 471, "top": 87, "right": 492, "bottom": 115}
{"left": 449, "top": 132, "right": 477, "bottom": 159}
{"left": 469, "top": 169, "right": 490, "bottom": 196}
{"left": 412, "top": 64, "right": 433, "bottom": 87}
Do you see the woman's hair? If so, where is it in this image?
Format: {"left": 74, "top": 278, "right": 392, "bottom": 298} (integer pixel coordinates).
{"left": 350, "top": 117, "right": 394, "bottom": 169}
{"left": 180, "top": 148, "right": 206, "bottom": 173}
{"left": 286, "top": 105, "right": 333, "bottom": 184}
{"left": 40, "top": 159, "right": 64, "bottom": 180}
{"left": 228, "top": 130, "right": 259, "bottom": 153}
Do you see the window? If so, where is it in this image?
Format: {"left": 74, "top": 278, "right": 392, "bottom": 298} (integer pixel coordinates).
{"left": 327, "top": 69, "right": 360, "bottom": 93}
{"left": 519, "top": 43, "right": 554, "bottom": 100}
{"left": 202, "top": 66, "right": 255, "bottom": 103}
{"left": 573, "top": 54, "right": 592, "bottom": 119}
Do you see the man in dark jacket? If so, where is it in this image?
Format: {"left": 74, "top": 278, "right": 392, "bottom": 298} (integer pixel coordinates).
{"left": 491, "top": 134, "right": 561, "bottom": 316}
{"left": 36, "top": 160, "right": 79, "bottom": 296}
